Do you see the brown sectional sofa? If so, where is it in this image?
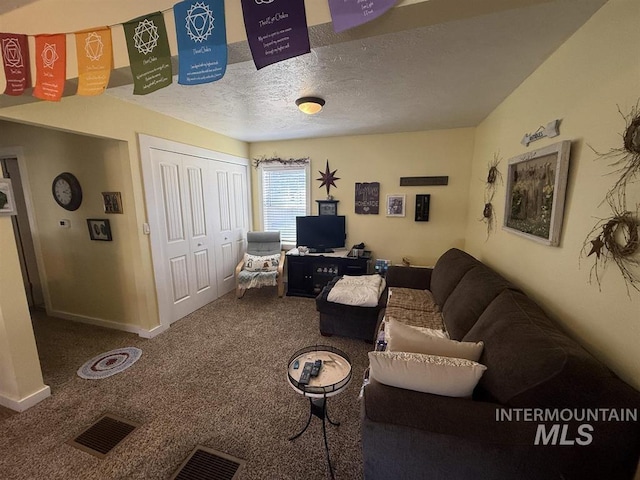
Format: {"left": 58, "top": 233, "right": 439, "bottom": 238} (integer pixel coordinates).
{"left": 362, "top": 248, "right": 640, "bottom": 480}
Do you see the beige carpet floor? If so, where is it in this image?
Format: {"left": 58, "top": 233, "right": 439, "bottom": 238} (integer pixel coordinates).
{"left": 0, "top": 288, "right": 371, "bottom": 479}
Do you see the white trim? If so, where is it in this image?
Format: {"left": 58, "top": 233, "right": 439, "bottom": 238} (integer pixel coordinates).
{"left": 0, "top": 385, "right": 51, "bottom": 412}
{"left": 0, "top": 147, "right": 53, "bottom": 312}
{"left": 48, "top": 309, "right": 159, "bottom": 338}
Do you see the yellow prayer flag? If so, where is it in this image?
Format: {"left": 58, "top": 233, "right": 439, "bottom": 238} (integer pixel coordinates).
{"left": 75, "top": 28, "right": 112, "bottom": 96}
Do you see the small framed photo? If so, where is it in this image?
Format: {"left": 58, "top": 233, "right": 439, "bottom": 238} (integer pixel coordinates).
{"left": 102, "top": 192, "right": 123, "bottom": 214}
{"left": 0, "top": 178, "right": 17, "bottom": 216}
{"left": 87, "top": 219, "right": 112, "bottom": 241}
{"left": 386, "top": 194, "right": 406, "bottom": 217}
{"left": 317, "top": 200, "right": 338, "bottom": 216}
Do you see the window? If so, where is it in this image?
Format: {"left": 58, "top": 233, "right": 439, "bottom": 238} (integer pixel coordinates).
{"left": 260, "top": 164, "right": 310, "bottom": 244}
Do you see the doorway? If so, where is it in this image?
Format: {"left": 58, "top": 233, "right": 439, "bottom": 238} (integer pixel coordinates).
{"left": 0, "top": 156, "right": 44, "bottom": 308}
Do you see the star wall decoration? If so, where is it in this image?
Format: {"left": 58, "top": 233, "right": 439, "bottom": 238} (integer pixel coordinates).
{"left": 317, "top": 160, "right": 340, "bottom": 197}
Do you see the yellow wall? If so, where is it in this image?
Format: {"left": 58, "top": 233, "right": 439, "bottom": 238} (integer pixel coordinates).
{"left": 0, "top": 94, "right": 248, "bottom": 332}
{"left": 0, "top": 217, "right": 47, "bottom": 405}
{"left": 0, "top": 123, "right": 136, "bottom": 324}
{"left": 464, "top": 0, "right": 640, "bottom": 389}
{"left": 250, "top": 128, "right": 475, "bottom": 266}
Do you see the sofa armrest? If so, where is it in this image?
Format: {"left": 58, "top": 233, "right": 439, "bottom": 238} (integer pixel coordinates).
{"left": 363, "top": 377, "right": 537, "bottom": 445}
{"left": 385, "top": 265, "right": 432, "bottom": 290}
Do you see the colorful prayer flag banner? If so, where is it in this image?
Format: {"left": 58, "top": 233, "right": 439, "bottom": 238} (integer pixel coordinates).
{"left": 241, "top": 0, "right": 310, "bottom": 70}
{"left": 174, "top": 0, "right": 227, "bottom": 85}
{"left": 0, "top": 33, "right": 31, "bottom": 96}
{"left": 123, "top": 12, "right": 172, "bottom": 95}
{"left": 75, "top": 28, "right": 112, "bottom": 96}
{"left": 328, "top": 0, "right": 398, "bottom": 33}
{"left": 33, "top": 34, "right": 66, "bottom": 102}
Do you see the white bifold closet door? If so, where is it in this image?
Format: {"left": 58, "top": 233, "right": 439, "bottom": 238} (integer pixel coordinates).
{"left": 146, "top": 146, "right": 249, "bottom": 327}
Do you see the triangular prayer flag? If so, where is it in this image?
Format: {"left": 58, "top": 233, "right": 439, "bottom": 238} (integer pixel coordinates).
{"left": 0, "top": 33, "right": 31, "bottom": 96}
{"left": 123, "top": 12, "right": 172, "bottom": 95}
{"left": 328, "top": 0, "right": 398, "bottom": 33}
{"left": 75, "top": 27, "right": 113, "bottom": 96}
{"left": 174, "top": 0, "right": 227, "bottom": 85}
{"left": 33, "top": 33, "right": 66, "bottom": 101}
{"left": 241, "top": 0, "right": 310, "bottom": 70}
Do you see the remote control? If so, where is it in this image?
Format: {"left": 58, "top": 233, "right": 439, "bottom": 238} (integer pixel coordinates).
{"left": 311, "top": 359, "right": 322, "bottom": 377}
{"left": 299, "top": 362, "right": 314, "bottom": 385}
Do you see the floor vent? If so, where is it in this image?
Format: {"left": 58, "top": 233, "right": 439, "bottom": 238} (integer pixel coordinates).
{"left": 68, "top": 413, "right": 140, "bottom": 458}
{"left": 170, "top": 446, "right": 245, "bottom": 480}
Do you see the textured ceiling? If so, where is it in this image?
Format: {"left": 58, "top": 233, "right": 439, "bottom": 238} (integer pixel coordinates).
{"left": 1, "top": 0, "right": 607, "bottom": 143}
{"left": 105, "top": 0, "right": 606, "bottom": 142}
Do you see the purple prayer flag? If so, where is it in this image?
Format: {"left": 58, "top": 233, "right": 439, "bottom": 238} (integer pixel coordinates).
{"left": 328, "top": 0, "right": 398, "bottom": 33}
{"left": 240, "top": 0, "right": 310, "bottom": 70}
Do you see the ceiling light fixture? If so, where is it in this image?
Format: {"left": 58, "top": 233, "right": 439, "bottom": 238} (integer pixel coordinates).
{"left": 296, "top": 97, "right": 325, "bottom": 115}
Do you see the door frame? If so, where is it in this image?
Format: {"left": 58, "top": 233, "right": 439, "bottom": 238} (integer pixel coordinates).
{"left": 0, "top": 146, "right": 52, "bottom": 312}
{"left": 138, "top": 134, "right": 252, "bottom": 328}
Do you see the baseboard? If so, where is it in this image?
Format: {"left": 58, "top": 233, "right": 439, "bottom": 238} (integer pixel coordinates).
{"left": 0, "top": 384, "right": 51, "bottom": 412}
{"left": 47, "top": 309, "right": 165, "bottom": 338}
{"left": 138, "top": 323, "right": 169, "bottom": 339}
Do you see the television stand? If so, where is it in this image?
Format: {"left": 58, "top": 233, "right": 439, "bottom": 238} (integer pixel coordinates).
{"left": 309, "top": 248, "right": 334, "bottom": 254}
{"left": 286, "top": 250, "right": 372, "bottom": 297}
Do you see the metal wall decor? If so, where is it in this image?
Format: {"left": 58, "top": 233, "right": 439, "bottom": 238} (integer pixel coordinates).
{"left": 317, "top": 160, "right": 340, "bottom": 197}
{"left": 521, "top": 119, "right": 560, "bottom": 147}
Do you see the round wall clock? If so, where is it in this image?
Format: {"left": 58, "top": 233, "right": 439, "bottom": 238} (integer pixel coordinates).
{"left": 52, "top": 172, "right": 83, "bottom": 211}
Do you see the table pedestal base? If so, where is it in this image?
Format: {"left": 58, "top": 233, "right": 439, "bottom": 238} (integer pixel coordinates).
{"left": 289, "top": 396, "right": 340, "bottom": 479}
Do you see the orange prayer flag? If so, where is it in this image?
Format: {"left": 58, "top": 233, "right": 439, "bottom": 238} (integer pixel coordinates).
{"left": 75, "top": 28, "right": 112, "bottom": 96}
{"left": 33, "top": 33, "right": 66, "bottom": 101}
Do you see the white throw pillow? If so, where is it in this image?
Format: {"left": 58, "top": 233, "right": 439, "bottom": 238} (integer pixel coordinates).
{"left": 244, "top": 253, "right": 280, "bottom": 272}
{"left": 368, "top": 351, "right": 487, "bottom": 397}
{"left": 386, "top": 318, "right": 483, "bottom": 362}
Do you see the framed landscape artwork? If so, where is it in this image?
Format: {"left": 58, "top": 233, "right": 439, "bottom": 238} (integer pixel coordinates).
{"left": 503, "top": 140, "right": 571, "bottom": 246}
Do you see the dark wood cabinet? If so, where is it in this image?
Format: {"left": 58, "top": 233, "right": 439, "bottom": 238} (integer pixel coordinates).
{"left": 286, "top": 253, "right": 371, "bottom": 297}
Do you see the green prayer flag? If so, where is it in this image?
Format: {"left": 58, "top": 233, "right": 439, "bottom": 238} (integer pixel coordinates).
{"left": 123, "top": 11, "right": 172, "bottom": 95}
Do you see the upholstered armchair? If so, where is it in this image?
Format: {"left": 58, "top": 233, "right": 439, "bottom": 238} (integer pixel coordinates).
{"left": 235, "top": 231, "right": 285, "bottom": 298}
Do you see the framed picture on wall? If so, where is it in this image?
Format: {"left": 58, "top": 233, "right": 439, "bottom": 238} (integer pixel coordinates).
{"left": 317, "top": 199, "right": 338, "bottom": 215}
{"left": 415, "top": 194, "right": 431, "bottom": 222}
{"left": 503, "top": 140, "right": 571, "bottom": 246}
{"left": 0, "top": 178, "right": 17, "bottom": 216}
{"left": 87, "top": 219, "right": 113, "bottom": 241}
{"left": 386, "top": 194, "right": 406, "bottom": 217}
{"left": 102, "top": 192, "right": 123, "bottom": 214}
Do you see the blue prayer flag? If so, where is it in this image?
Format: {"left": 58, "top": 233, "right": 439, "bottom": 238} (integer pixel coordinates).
{"left": 174, "top": 0, "right": 227, "bottom": 85}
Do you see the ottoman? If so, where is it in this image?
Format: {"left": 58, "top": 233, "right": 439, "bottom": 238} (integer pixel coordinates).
{"left": 315, "top": 276, "right": 388, "bottom": 342}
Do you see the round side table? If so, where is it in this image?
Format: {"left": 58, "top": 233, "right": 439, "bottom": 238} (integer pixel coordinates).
{"left": 287, "top": 345, "right": 352, "bottom": 479}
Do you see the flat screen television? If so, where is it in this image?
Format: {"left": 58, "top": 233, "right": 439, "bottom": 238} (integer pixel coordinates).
{"left": 296, "top": 215, "right": 346, "bottom": 253}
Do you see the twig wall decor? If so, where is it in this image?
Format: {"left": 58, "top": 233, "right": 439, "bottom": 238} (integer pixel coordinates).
{"left": 480, "top": 153, "right": 503, "bottom": 239}
{"left": 253, "top": 155, "right": 309, "bottom": 168}
{"left": 582, "top": 101, "right": 640, "bottom": 294}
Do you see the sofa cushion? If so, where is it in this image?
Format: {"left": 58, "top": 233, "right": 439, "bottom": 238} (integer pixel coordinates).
{"left": 441, "top": 265, "right": 517, "bottom": 340}
{"left": 463, "top": 290, "right": 614, "bottom": 407}
{"left": 368, "top": 351, "right": 487, "bottom": 397}
{"left": 430, "top": 248, "right": 480, "bottom": 307}
{"left": 386, "top": 318, "right": 484, "bottom": 361}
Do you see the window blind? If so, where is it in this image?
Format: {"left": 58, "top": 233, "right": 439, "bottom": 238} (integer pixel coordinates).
{"left": 261, "top": 166, "right": 308, "bottom": 243}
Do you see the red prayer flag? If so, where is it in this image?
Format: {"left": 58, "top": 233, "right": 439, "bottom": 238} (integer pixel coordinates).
{"left": 0, "top": 33, "right": 31, "bottom": 95}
